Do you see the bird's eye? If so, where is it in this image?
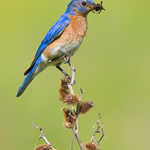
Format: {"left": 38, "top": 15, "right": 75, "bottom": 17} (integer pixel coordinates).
{"left": 81, "top": 1, "right": 87, "bottom": 6}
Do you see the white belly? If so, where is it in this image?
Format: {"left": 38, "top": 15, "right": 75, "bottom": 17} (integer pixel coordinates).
{"left": 51, "top": 40, "right": 82, "bottom": 57}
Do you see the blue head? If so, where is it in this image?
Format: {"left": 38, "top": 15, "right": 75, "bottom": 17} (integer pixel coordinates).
{"left": 65, "top": 0, "right": 98, "bottom": 15}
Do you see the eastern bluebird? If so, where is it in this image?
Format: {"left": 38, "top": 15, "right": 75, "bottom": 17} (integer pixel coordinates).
{"left": 16, "top": 0, "right": 104, "bottom": 97}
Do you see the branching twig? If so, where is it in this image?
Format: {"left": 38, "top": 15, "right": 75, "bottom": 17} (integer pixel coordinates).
{"left": 66, "top": 64, "right": 85, "bottom": 150}
{"left": 73, "top": 119, "right": 85, "bottom": 150}
{"left": 67, "top": 64, "right": 76, "bottom": 95}
{"left": 71, "top": 133, "right": 75, "bottom": 150}
{"left": 91, "top": 113, "right": 104, "bottom": 145}
{"left": 33, "top": 123, "right": 55, "bottom": 150}
{"left": 79, "top": 88, "right": 84, "bottom": 101}
{"left": 97, "top": 128, "right": 104, "bottom": 145}
{"left": 67, "top": 66, "right": 84, "bottom": 150}
{"left": 33, "top": 61, "right": 104, "bottom": 150}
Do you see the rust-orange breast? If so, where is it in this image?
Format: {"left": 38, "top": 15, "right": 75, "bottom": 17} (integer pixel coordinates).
{"left": 43, "top": 15, "right": 88, "bottom": 59}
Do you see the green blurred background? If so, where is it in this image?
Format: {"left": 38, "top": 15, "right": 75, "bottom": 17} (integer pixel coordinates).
{"left": 0, "top": 0, "right": 150, "bottom": 149}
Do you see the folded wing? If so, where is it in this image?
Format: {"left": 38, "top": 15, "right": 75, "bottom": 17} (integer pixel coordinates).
{"left": 24, "top": 14, "right": 70, "bottom": 75}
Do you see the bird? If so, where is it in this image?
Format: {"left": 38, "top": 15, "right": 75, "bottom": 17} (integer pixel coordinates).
{"left": 16, "top": 0, "right": 104, "bottom": 97}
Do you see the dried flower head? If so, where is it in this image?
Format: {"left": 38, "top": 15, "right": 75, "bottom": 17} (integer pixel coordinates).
{"left": 85, "top": 142, "right": 99, "bottom": 150}
{"left": 78, "top": 101, "right": 94, "bottom": 114}
{"left": 35, "top": 144, "right": 51, "bottom": 150}
{"left": 64, "top": 94, "right": 79, "bottom": 105}
{"left": 62, "top": 108, "right": 76, "bottom": 128}
{"left": 64, "top": 121, "right": 74, "bottom": 128}
{"left": 59, "top": 78, "right": 79, "bottom": 105}
{"left": 59, "top": 78, "right": 70, "bottom": 103}
{"left": 60, "top": 78, "right": 69, "bottom": 90}
{"left": 59, "top": 88, "right": 70, "bottom": 101}
{"left": 59, "top": 89, "right": 79, "bottom": 104}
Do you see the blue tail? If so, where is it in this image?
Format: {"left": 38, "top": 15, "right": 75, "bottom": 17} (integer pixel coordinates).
{"left": 16, "top": 57, "right": 42, "bottom": 97}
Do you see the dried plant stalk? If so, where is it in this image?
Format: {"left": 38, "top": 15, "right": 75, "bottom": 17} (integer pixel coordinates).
{"left": 33, "top": 62, "right": 104, "bottom": 150}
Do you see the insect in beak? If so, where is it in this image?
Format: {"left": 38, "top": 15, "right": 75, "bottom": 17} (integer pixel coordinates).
{"left": 92, "top": 1, "right": 105, "bottom": 14}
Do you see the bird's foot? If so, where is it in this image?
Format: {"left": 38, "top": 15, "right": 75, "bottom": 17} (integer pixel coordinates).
{"left": 65, "top": 73, "right": 71, "bottom": 82}
{"left": 64, "top": 55, "right": 71, "bottom": 66}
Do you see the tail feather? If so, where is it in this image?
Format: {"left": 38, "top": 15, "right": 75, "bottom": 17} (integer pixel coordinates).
{"left": 16, "top": 56, "right": 42, "bottom": 97}
{"left": 24, "top": 63, "right": 35, "bottom": 76}
{"left": 16, "top": 70, "right": 35, "bottom": 97}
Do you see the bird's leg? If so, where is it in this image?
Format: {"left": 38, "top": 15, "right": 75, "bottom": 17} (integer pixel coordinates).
{"left": 56, "top": 65, "right": 71, "bottom": 80}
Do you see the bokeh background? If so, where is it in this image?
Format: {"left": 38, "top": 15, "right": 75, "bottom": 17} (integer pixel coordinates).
{"left": 0, "top": 0, "right": 150, "bottom": 149}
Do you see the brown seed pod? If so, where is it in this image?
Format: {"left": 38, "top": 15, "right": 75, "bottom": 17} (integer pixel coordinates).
{"left": 35, "top": 144, "right": 51, "bottom": 150}
{"left": 65, "top": 121, "right": 74, "bottom": 128}
{"left": 59, "top": 78, "right": 70, "bottom": 103}
{"left": 60, "top": 78, "right": 69, "bottom": 90}
{"left": 85, "top": 142, "right": 99, "bottom": 150}
{"left": 59, "top": 78, "right": 79, "bottom": 105}
{"left": 59, "top": 88, "right": 79, "bottom": 105}
{"left": 78, "top": 101, "right": 94, "bottom": 114}
{"left": 64, "top": 94, "right": 80, "bottom": 105}
{"left": 62, "top": 108, "right": 76, "bottom": 128}
{"left": 59, "top": 88, "right": 70, "bottom": 101}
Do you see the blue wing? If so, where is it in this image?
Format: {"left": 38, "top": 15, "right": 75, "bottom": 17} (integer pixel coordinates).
{"left": 24, "top": 14, "right": 70, "bottom": 75}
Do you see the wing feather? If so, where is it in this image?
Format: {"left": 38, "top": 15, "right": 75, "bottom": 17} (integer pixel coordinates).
{"left": 24, "top": 15, "right": 70, "bottom": 75}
